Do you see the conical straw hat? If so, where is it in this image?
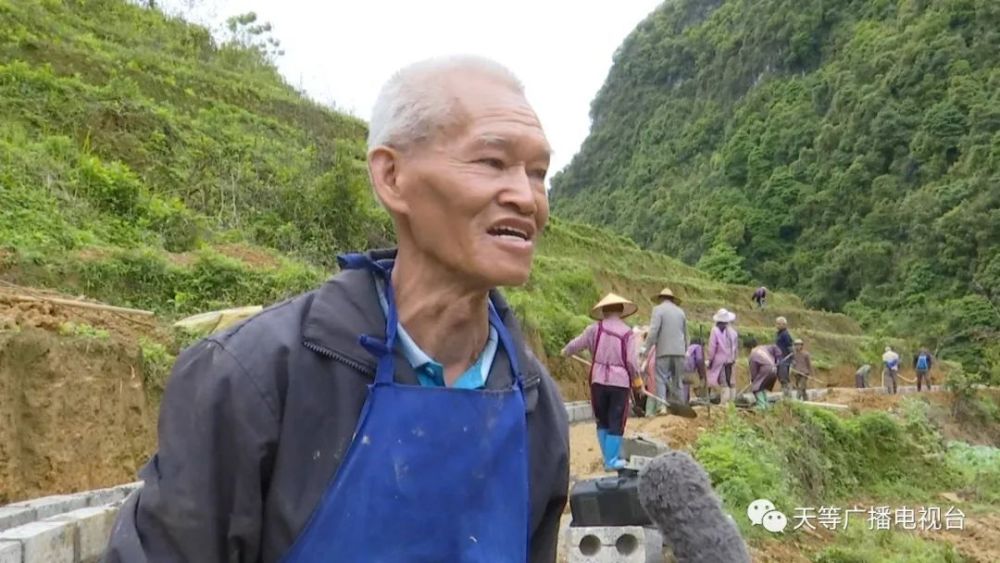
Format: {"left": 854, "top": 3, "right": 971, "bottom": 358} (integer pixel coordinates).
{"left": 652, "top": 287, "right": 681, "bottom": 303}
{"left": 712, "top": 308, "right": 736, "bottom": 323}
{"left": 590, "top": 293, "right": 638, "bottom": 320}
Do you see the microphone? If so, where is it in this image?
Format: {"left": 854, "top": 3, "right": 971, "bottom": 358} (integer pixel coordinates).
{"left": 637, "top": 451, "right": 751, "bottom": 563}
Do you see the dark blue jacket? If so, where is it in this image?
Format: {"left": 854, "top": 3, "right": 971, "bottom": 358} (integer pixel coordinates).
{"left": 103, "top": 248, "right": 570, "bottom": 562}
{"left": 775, "top": 328, "right": 794, "bottom": 364}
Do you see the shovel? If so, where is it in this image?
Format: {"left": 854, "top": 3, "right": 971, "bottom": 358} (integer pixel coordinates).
{"left": 571, "top": 355, "right": 697, "bottom": 419}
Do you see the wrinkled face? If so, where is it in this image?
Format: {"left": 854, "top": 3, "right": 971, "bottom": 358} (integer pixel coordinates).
{"left": 375, "top": 73, "right": 551, "bottom": 289}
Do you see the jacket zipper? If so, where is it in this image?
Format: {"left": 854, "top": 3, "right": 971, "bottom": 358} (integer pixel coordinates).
{"left": 303, "top": 340, "right": 375, "bottom": 377}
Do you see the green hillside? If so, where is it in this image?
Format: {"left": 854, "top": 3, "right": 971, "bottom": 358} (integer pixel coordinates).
{"left": 549, "top": 0, "right": 1000, "bottom": 378}
{"left": 0, "top": 0, "right": 885, "bottom": 403}
{"left": 0, "top": 0, "right": 387, "bottom": 313}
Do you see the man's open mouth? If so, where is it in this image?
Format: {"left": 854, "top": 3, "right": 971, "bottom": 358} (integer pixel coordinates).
{"left": 488, "top": 226, "right": 530, "bottom": 241}
{"left": 487, "top": 219, "right": 536, "bottom": 242}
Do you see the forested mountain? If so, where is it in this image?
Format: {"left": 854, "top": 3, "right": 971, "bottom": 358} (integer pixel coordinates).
{"left": 550, "top": 0, "right": 1000, "bottom": 375}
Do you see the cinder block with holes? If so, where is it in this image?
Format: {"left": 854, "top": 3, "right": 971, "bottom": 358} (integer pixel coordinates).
{"left": 565, "top": 525, "right": 664, "bottom": 563}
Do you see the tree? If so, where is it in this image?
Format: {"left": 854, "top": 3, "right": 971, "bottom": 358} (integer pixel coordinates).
{"left": 223, "top": 12, "right": 284, "bottom": 63}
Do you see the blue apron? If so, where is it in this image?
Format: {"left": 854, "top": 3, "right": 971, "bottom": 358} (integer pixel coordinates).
{"left": 281, "top": 253, "right": 530, "bottom": 562}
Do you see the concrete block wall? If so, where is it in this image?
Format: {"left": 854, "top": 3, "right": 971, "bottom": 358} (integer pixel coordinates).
{"left": 565, "top": 401, "right": 593, "bottom": 423}
{"left": 0, "top": 483, "right": 141, "bottom": 563}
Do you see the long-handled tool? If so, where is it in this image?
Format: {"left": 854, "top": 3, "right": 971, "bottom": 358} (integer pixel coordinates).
{"left": 571, "top": 354, "right": 697, "bottom": 418}
{"left": 789, "top": 366, "right": 829, "bottom": 386}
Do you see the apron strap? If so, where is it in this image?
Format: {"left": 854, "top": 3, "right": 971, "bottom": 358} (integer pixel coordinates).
{"left": 338, "top": 253, "right": 525, "bottom": 391}
{"left": 338, "top": 253, "right": 399, "bottom": 385}
{"left": 488, "top": 301, "right": 524, "bottom": 392}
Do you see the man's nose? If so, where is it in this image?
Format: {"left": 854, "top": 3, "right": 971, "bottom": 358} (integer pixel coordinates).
{"left": 498, "top": 166, "right": 538, "bottom": 215}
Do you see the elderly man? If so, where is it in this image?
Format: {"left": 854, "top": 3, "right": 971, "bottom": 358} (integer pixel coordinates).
{"left": 103, "top": 56, "right": 570, "bottom": 563}
{"left": 641, "top": 287, "right": 688, "bottom": 409}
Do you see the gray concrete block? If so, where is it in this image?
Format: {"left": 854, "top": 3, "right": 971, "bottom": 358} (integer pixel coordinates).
{"left": 565, "top": 402, "right": 594, "bottom": 424}
{"left": 0, "top": 505, "right": 36, "bottom": 532}
{"left": 85, "top": 486, "right": 128, "bottom": 508}
{"left": 0, "top": 541, "right": 22, "bottom": 563}
{"left": 115, "top": 482, "right": 143, "bottom": 498}
{"left": 566, "top": 525, "right": 664, "bottom": 563}
{"left": 48, "top": 506, "right": 118, "bottom": 563}
{"left": 8, "top": 494, "right": 88, "bottom": 521}
{"left": 0, "top": 520, "right": 74, "bottom": 563}
{"left": 621, "top": 436, "right": 668, "bottom": 460}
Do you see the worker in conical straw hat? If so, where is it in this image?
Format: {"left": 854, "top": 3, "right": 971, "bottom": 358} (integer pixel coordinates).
{"left": 640, "top": 287, "right": 689, "bottom": 412}
{"left": 561, "top": 293, "right": 642, "bottom": 471}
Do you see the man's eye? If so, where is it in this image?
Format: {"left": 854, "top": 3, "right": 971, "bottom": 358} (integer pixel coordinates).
{"left": 530, "top": 168, "right": 548, "bottom": 180}
{"left": 477, "top": 158, "right": 505, "bottom": 169}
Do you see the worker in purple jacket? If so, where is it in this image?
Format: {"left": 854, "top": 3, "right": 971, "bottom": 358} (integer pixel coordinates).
{"left": 562, "top": 293, "right": 642, "bottom": 471}
{"left": 747, "top": 339, "right": 780, "bottom": 409}
{"left": 684, "top": 338, "right": 707, "bottom": 403}
{"left": 707, "top": 308, "right": 739, "bottom": 403}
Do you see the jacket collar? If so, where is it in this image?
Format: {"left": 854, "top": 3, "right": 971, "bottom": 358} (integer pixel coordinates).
{"left": 301, "top": 248, "right": 542, "bottom": 403}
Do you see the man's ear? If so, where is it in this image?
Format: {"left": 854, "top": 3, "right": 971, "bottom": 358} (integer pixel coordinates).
{"left": 368, "top": 146, "right": 409, "bottom": 215}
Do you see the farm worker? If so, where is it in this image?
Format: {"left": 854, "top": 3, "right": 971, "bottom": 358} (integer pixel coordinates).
{"left": 684, "top": 337, "right": 707, "bottom": 403}
{"left": 104, "top": 56, "right": 570, "bottom": 563}
{"left": 791, "top": 338, "right": 813, "bottom": 401}
{"left": 562, "top": 293, "right": 642, "bottom": 471}
{"left": 640, "top": 287, "right": 689, "bottom": 410}
{"left": 752, "top": 286, "right": 768, "bottom": 309}
{"left": 883, "top": 346, "right": 901, "bottom": 394}
{"left": 630, "top": 326, "right": 656, "bottom": 416}
{"left": 914, "top": 348, "right": 934, "bottom": 391}
{"left": 775, "top": 316, "right": 795, "bottom": 398}
{"left": 706, "top": 308, "right": 739, "bottom": 403}
{"left": 855, "top": 364, "right": 872, "bottom": 388}
{"left": 638, "top": 329, "right": 660, "bottom": 416}
{"left": 747, "top": 339, "right": 781, "bottom": 409}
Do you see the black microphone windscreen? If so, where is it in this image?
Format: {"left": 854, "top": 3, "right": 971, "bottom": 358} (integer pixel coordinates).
{"left": 638, "top": 451, "right": 751, "bottom": 563}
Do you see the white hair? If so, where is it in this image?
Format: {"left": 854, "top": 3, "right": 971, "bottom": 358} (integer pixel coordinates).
{"left": 367, "top": 55, "right": 525, "bottom": 151}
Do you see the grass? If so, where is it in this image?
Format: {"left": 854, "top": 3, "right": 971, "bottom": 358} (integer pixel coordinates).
{"left": 813, "top": 526, "right": 966, "bottom": 563}
{"left": 689, "top": 393, "right": 1000, "bottom": 560}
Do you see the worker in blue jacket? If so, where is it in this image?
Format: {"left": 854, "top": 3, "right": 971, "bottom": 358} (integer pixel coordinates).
{"left": 103, "top": 55, "right": 570, "bottom": 563}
